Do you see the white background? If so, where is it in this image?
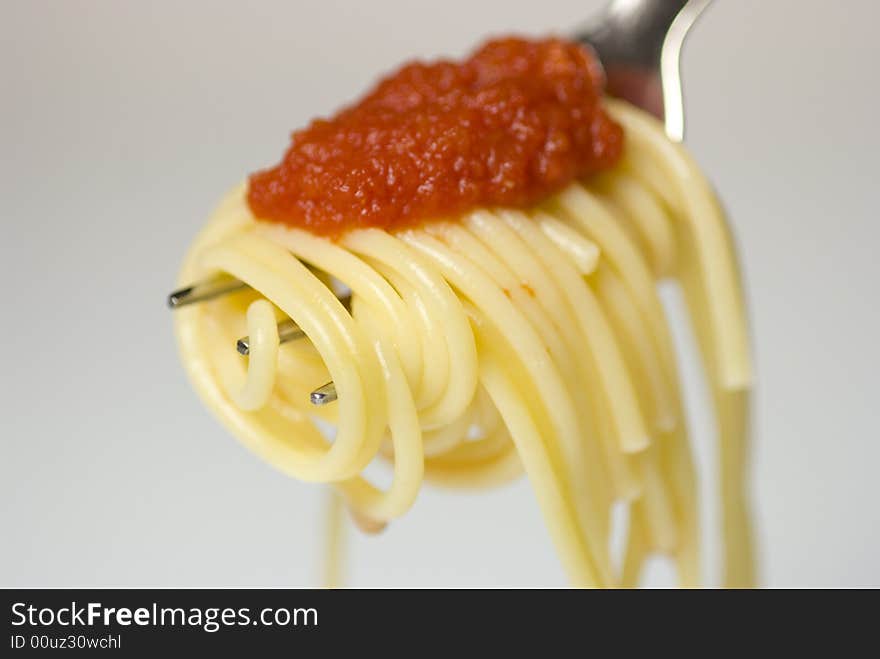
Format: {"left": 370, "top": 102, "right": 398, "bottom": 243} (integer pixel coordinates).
{"left": 2, "top": 0, "right": 878, "bottom": 586}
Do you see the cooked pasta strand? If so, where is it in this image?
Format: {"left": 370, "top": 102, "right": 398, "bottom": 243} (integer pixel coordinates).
{"left": 173, "top": 101, "right": 753, "bottom": 588}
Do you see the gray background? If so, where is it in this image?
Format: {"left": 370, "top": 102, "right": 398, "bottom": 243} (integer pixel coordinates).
{"left": 2, "top": 0, "right": 877, "bottom": 587}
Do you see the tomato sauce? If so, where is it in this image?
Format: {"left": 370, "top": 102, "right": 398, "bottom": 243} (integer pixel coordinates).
{"left": 247, "top": 36, "right": 622, "bottom": 236}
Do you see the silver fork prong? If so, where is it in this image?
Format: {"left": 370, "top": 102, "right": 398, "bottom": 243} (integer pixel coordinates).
{"left": 310, "top": 382, "right": 338, "bottom": 406}
{"left": 235, "top": 292, "right": 352, "bottom": 356}
{"left": 238, "top": 321, "right": 340, "bottom": 406}
{"left": 167, "top": 279, "right": 249, "bottom": 308}
{"left": 169, "top": 276, "right": 347, "bottom": 405}
{"left": 237, "top": 319, "right": 305, "bottom": 356}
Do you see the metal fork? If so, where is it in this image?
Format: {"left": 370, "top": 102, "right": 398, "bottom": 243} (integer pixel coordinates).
{"left": 167, "top": 0, "right": 713, "bottom": 405}
{"left": 576, "top": 0, "right": 712, "bottom": 142}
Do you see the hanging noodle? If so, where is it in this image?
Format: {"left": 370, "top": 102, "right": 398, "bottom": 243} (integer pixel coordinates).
{"left": 173, "top": 100, "right": 755, "bottom": 588}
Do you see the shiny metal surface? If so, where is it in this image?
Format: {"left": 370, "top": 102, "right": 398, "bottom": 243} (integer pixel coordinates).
{"left": 576, "top": 0, "right": 712, "bottom": 141}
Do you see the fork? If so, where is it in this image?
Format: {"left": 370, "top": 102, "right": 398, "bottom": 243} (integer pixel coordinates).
{"left": 576, "top": 0, "right": 712, "bottom": 142}
{"left": 167, "top": 0, "right": 714, "bottom": 405}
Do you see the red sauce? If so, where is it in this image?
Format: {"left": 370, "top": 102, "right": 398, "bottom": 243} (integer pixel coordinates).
{"left": 247, "top": 36, "right": 622, "bottom": 236}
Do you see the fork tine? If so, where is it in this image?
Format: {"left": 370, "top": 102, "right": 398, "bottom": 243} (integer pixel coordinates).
{"left": 167, "top": 279, "right": 249, "bottom": 308}
{"left": 169, "top": 276, "right": 344, "bottom": 406}
{"left": 237, "top": 319, "right": 305, "bottom": 355}
{"left": 310, "top": 382, "right": 338, "bottom": 406}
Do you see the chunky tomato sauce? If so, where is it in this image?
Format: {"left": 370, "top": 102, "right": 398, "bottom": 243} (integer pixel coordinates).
{"left": 247, "top": 36, "right": 622, "bottom": 236}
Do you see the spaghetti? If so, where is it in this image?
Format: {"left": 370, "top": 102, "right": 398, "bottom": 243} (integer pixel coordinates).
{"left": 172, "top": 38, "right": 754, "bottom": 588}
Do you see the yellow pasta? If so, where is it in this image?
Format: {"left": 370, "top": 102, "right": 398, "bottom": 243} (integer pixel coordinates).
{"left": 173, "top": 102, "right": 755, "bottom": 588}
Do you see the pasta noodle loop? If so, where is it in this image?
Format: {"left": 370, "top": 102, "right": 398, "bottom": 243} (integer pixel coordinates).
{"left": 174, "top": 102, "right": 754, "bottom": 588}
